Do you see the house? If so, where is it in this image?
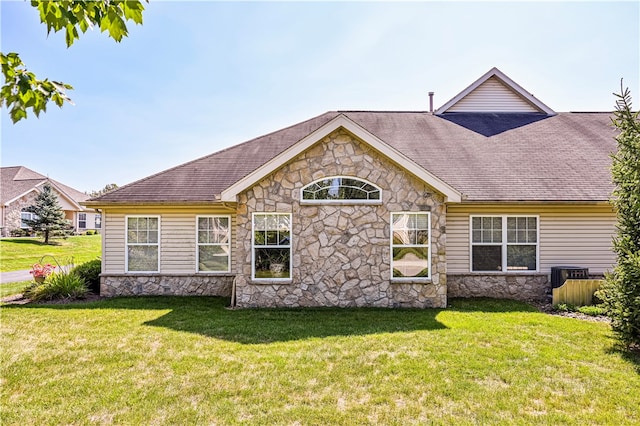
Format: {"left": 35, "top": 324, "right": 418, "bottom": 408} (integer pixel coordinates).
{"left": 1, "top": 166, "right": 101, "bottom": 237}
{"left": 85, "top": 68, "right": 617, "bottom": 308}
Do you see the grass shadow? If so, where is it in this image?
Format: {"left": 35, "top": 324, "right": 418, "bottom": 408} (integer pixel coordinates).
{"left": 3, "top": 296, "right": 449, "bottom": 343}
{"left": 0, "top": 238, "right": 62, "bottom": 246}
{"left": 2, "top": 296, "right": 544, "bottom": 344}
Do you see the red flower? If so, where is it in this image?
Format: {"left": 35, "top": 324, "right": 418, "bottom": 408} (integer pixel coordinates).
{"left": 29, "top": 263, "right": 56, "bottom": 278}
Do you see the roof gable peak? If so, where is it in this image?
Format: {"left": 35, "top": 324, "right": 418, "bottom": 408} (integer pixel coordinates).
{"left": 435, "top": 67, "right": 556, "bottom": 115}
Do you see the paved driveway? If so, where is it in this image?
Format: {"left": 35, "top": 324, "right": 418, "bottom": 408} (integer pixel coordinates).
{"left": 0, "top": 270, "right": 32, "bottom": 284}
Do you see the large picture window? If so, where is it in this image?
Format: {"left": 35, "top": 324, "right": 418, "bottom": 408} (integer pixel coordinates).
{"left": 252, "top": 213, "right": 291, "bottom": 280}
{"left": 391, "top": 212, "right": 431, "bottom": 280}
{"left": 471, "top": 216, "right": 538, "bottom": 272}
{"left": 126, "top": 216, "right": 159, "bottom": 272}
{"left": 197, "top": 216, "right": 231, "bottom": 272}
{"left": 302, "top": 176, "right": 381, "bottom": 202}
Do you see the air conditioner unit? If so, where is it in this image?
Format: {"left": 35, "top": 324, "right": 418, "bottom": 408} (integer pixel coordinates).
{"left": 551, "top": 266, "right": 589, "bottom": 288}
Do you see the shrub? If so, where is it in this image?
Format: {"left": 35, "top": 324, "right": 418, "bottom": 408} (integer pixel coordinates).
{"left": 71, "top": 259, "right": 101, "bottom": 294}
{"left": 23, "top": 271, "right": 89, "bottom": 301}
{"left": 85, "top": 230, "right": 96, "bottom": 235}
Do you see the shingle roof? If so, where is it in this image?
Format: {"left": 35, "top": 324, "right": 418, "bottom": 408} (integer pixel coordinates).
{"left": 1, "top": 166, "right": 91, "bottom": 206}
{"left": 91, "top": 111, "right": 616, "bottom": 204}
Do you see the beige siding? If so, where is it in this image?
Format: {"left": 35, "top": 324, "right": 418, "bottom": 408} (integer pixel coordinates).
{"left": 103, "top": 212, "right": 125, "bottom": 273}
{"left": 448, "top": 77, "right": 540, "bottom": 113}
{"left": 102, "top": 206, "right": 236, "bottom": 274}
{"left": 447, "top": 204, "right": 616, "bottom": 274}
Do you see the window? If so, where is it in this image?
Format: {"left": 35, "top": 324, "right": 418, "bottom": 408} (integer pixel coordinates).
{"left": 302, "top": 176, "right": 381, "bottom": 202}
{"left": 126, "top": 216, "right": 159, "bottom": 272}
{"left": 197, "top": 216, "right": 231, "bottom": 272}
{"left": 78, "top": 213, "right": 87, "bottom": 229}
{"left": 20, "top": 210, "right": 37, "bottom": 228}
{"left": 252, "top": 213, "right": 291, "bottom": 280}
{"left": 391, "top": 212, "right": 431, "bottom": 280}
{"left": 95, "top": 214, "right": 102, "bottom": 229}
{"left": 471, "top": 216, "right": 538, "bottom": 272}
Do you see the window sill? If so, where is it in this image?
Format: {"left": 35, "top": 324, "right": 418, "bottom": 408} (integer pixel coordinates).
{"left": 250, "top": 279, "right": 293, "bottom": 285}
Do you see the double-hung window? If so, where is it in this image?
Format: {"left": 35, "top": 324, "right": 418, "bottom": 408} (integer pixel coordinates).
{"left": 252, "top": 213, "right": 291, "bottom": 280}
{"left": 390, "top": 212, "right": 431, "bottom": 280}
{"left": 78, "top": 213, "right": 87, "bottom": 229}
{"left": 197, "top": 216, "right": 231, "bottom": 272}
{"left": 126, "top": 216, "right": 159, "bottom": 272}
{"left": 470, "top": 216, "right": 538, "bottom": 272}
{"left": 95, "top": 214, "right": 102, "bottom": 229}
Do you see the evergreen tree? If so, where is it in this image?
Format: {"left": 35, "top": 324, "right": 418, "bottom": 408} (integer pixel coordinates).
{"left": 23, "top": 183, "right": 70, "bottom": 244}
{"left": 599, "top": 83, "right": 640, "bottom": 349}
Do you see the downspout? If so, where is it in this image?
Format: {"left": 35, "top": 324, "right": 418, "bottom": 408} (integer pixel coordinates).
{"left": 230, "top": 276, "right": 237, "bottom": 308}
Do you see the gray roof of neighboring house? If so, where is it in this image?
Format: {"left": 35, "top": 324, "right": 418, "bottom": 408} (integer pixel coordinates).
{"left": 1, "top": 166, "right": 91, "bottom": 207}
{"left": 91, "top": 111, "right": 616, "bottom": 204}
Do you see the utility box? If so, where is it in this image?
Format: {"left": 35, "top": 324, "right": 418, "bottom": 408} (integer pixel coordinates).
{"left": 551, "top": 266, "right": 589, "bottom": 288}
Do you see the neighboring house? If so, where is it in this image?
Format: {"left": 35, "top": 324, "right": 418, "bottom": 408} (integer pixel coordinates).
{"left": 86, "top": 68, "right": 617, "bottom": 308}
{"left": 1, "top": 166, "right": 101, "bottom": 237}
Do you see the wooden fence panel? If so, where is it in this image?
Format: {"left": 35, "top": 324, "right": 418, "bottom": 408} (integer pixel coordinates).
{"left": 552, "top": 279, "right": 603, "bottom": 306}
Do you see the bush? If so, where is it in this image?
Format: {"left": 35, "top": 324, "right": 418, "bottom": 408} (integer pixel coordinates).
{"left": 23, "top": 271, "right": 89, "bottom": 301}
{"left": 85, "top": 230, "right": 96, "bottom": 235}
{"left": 71, "top": 259, "right": 101, "bottom": 294}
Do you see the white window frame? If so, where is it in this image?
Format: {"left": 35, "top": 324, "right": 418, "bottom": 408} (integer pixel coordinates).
{"left": 252, "top": 212, "right": 292, "bottom": 282}
{"left": 469, "top": 215, "right": 540, "bottom": 273}
{"left": 95, "top": 214, "right": 102, "bottom": 229}
{"left": 390, "top": 212, "right": 431, "bottom": 281}
{"left": 125, "top": 215, "right": 160, "bottom": 273}
{"left": 301, "top": 175, "right": 382, "bottom": 204}
{"left": 78, "top": 213, "right": 87, "bottom": 229}
{"left": 20, "top": 211, "right": 37, "bottom": 228}
{"left": 196, "top": 215, "right": 231, "bottom": 273}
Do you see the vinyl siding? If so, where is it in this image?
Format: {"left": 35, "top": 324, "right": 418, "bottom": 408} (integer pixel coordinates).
{"left": 447, "top": 77, "right": 540, "bottom": 113}
{"left": 447, "top": 204, "right": 616, "bottom": 274}
{"left": 102, "top": 206, "right": 236, "bottom": 274}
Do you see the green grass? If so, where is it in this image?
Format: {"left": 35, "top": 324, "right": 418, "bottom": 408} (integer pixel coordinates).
{"left": 1, "top": 297, "right": 638, "bottom": 425}
{"left": 0, "top": 281, "right": 29, "bottom": 298}
{"left": 0, "top": 235, "right": 101, "bottom": 272}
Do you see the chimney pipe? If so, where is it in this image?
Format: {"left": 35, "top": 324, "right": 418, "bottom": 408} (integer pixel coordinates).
{"left": 428, "top": 92, "right": 434, "bottom": 114}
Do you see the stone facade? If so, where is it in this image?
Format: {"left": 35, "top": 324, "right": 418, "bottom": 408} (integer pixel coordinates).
{"left": 447, "top": 274, "right": 550, "bottom": 301}
{"left": 101, "top": 274, "right": 233, "bottom": 297}
{"left": 234, "top": 129, "right": 447, "bottom": 308}
{"left": 1, "top": 192, "right": 38, "bottom": 237}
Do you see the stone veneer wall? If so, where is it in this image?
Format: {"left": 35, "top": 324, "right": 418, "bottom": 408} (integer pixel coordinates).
{"left": 1, "top": 192, "right": 38, "bottom": 237}
{"left": 234, "top": 129, "right": 448, "bottom": 308}
{"left": 101, "top": 275, "right": 233, "bottom": 297}
{"left": 447, "top": 274, "right": 549, "bottom": 301}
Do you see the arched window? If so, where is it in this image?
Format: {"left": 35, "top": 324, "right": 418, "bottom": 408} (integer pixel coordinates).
{"left": 301, "top": 176, "right": 381, "bottom": 203}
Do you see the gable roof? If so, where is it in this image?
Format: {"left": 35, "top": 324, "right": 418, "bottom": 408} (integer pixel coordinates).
{"left": 89, "top": 111, "right": 616, "bottom": 205}
{"left": 221, "top": 114, "right": 462, "bottom": 203}
{"left": 435, "top": 67, "right": 556, "bottom": 115}
{"left": 1, "top": 166, "right": 90, "bottom": 209}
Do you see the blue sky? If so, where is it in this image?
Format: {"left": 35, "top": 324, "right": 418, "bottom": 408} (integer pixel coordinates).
{"left": 1, "top": 1, "right": 638, "bottom": 193}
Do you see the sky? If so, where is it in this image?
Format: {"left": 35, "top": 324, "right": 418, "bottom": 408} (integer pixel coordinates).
{"left": 1, "top": 1, "right": 639, "bottom": 194}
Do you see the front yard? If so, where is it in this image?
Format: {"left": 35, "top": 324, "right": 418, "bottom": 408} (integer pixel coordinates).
{"left": 0, "top": 234, "right": 102, "bottom": 272}
{"left": 1, "top": 297, "right": 638, "bottom": 425}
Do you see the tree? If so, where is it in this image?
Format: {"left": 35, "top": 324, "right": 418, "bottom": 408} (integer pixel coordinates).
{"left": 598, "top": 82, "right": 640, "bottom": 350}
{"left": 23, "top": 183, "right": 71, "bottom": 244}
{"left": 87, "top": 183, "right": 119, "bottom": 198}
{"left": 1, "top": 1, "right": 146, "bottom": 123}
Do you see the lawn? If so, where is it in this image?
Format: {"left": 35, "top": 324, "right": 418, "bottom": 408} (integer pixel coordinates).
{"left": 0, "top": 235, "right": 101, "bottom": 272}
{"left": 1, "top": 297, "right": 638, "bottom": 425}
